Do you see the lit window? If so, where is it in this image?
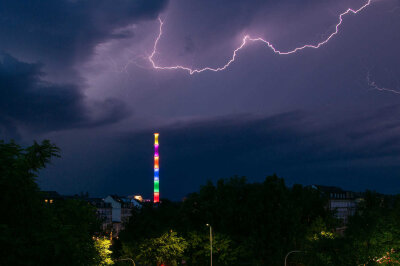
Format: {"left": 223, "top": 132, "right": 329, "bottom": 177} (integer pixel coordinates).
{"left": 50, "top": 199, "right": 53, "bottom": 204}
{"left": 45, "top": 199, "right": 48, "bottom": 203}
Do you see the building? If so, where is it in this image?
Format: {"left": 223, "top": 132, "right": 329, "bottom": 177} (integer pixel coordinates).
{"left": 104, "top": 195, "right": 142, "bottom": 236}
{"left": 42, "top": 191, "right": 61, "bottom": 204}
{"left": 41, "top": 191, "right": 142, "bottom": 237}
{"left": 87, "top": 198, "right": 112, "bottom": 232}
{"left": 312, "top": 185, "right": 361, "bottom": 225}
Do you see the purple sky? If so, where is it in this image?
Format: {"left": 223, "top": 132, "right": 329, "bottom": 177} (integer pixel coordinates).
{"left": 1, "top": 0, "right": 400, "bottom": 199}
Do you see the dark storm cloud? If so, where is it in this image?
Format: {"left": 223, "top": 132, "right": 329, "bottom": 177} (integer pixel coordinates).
{"left": 0, "top": 0, "right": 168, "bottom": 66}
{"left": 159, "top": 0, "right": 367, "bottom": 65}
{"left": 16, "top": 0, "right": 400, "bottom": 197}
{"left": 150, "top": 108, "right": 400, "bottom": 168}
{"left": 0, "top": 117, "right": 18, "bottom": 140}
{"left": 0, "top": 0, "right": 169, "bottom": 137}
{"left": 0, "top": 53, "right": 129, "bottom": 137}
{"left": 59, "top": 107, "right": 399, "bottom": 199}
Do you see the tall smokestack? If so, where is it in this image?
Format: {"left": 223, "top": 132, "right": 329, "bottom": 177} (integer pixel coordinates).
{"left": 154, "top": 133, "right": 160, "bottom": 203}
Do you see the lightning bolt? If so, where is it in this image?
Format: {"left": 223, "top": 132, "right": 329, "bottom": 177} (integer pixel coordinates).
{"left": 149, "top": 0, "right": 374, "bottom": 74}
{"left": 367, "top": 71, "right": 400, "bottom": 95}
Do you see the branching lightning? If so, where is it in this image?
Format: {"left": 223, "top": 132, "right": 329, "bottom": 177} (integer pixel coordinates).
{"left": 367, "top": 71, "right": 400, "bottom": 95}
{"left": 149, "top": 0, "right": 374, "bottom": 74}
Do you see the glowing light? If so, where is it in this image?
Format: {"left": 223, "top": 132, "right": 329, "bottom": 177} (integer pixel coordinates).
{"left": 154, "top": 192, "right": 160, "bottom": 203}
{"left": 134, "top": 195, "right": 143, "bottom": 202}
{"left": 154, "top": 133, "right": 160, "bottom": 203}
{"left": 149, "top": 0, "right": 374, "bottom": 74}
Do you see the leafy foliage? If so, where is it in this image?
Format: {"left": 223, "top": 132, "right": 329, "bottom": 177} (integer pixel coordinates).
{"left": 0, "top": 140, "right": 102, "bottom": 265}
{"left": 184, "top": 231, "right": 239, "bottom": 265}
{"left": 5, "top": 139, "right": 400, "bottom": 265}
{"left": 341, "top": 192, "right": 400, "bottom": 265}
{"left": 304, "top": 192, "right": 400, "bottom": 266}
{"left": 120, "top": 175, "right": 333, "bottom": 265}
{"left": 123, "top": 231, "right": 187, "bottom": 266}
{"left": 95, "top": 237, "right": 114, "bottom": 265}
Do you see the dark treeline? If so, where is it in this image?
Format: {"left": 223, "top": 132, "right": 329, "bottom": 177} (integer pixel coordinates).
{"left": 2, "top": 140, "right": 400, "bottom": 265}
{"left": 118, "top": 176, "right": 335, "bottom": 265}
{"left": 0, "top": 140, "right": 110, "bottom": 266}
{"left": 118, "top": 180, "right": 400, "bottom": 265}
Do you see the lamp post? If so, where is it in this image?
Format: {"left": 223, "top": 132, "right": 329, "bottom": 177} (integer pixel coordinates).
{"left": 116, "top": 258, "right": 136, "bottom": 266}
{"left": 284, "top": 250, "right": 302, "bottom": 266}
{"left": 206, "top": 224, "right": 212, "bottom": 266}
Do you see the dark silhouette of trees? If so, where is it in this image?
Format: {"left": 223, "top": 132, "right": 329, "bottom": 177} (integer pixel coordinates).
{"left": 120, "top": 175, "right": 334, "bottom": 265}
{"left": 303, "top": 192, "right": 400, "bottom": 265}
{"left": 4, "top": 139, "right": 399, "bottom": 265}
{"left": 0, "top": 140, "right": 102, "bottom": 265}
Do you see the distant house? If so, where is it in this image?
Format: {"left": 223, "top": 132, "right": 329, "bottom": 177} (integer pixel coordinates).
{"left": 41, "top": 191, "right": 61, "bottom": 204}
{"left": 41, "top": 191, "right": 142, "bottom": 237}
{"left": 312, "top": 185, "right": 361, "bottom": 225}
{"left": 104, "top": 195, "right": 142, "bottom": 236}
{"left": 87, "top": 198, "right": 112, "bottom": 232}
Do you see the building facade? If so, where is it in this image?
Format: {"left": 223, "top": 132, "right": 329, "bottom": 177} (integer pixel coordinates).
{"left": 103, "top": 195, "right": 142, "bottom": 237}
{"left": 312, "top": 185, "right": 360, "bottom": 225}
{"left": 42, "top": 191, "right": 142, "bottom": 238}
{"left": 87, "top": 198, "right": 112, "bottom": 232}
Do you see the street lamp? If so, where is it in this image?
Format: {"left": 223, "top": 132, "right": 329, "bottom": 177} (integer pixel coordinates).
{"left": 206, "top": 224, "right": 212, "bottom": 266}
{"left": 284, "top": 250, "right": 302, "bottom": 266}
{"left": 115, "top": 257, "right": 136, "bottom": 266}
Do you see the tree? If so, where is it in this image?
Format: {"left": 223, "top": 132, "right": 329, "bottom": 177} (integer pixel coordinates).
{"left": 303, "top": 219, "right": 341, "bottom": 266}
{"left": 44, "top": 199, "right": 101, "bottom": 265}
{"left": 184, "top": 231, "right": 240, "bottom": 265}
{"left": 177, "top": 175, "right": 333, "bottom": 265}
{"left": 304, "top": 192, "right": 400, "bottom": 266}
{"left": 120, "top": 175, "right": 334, "bottom": 265}
{"left": 121, "top": 199, "right": 181, "bottom": 241}
{"left": 341, "top": 192, "right": 400, "bottom": 265}
{"left": 0, "top": 140, "right": 60, "bottom": 265}
{"left": 95, "top": 237, "right": 114, "bottom": 265}
{"left": 0, "top": 140, "right": 102, "bottom": 265}
{"left": 124, "top": 231, "right": 187, "bottom": 266}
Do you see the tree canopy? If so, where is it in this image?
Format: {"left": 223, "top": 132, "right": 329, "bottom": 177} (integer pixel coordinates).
{"left": 120, "top": 175, "right": 334, "bottom": 265}
{"left": 0, "top": 140, "right": 103, "bottom": 265}
{"left": 4, "top": 139, "right": 400, "bottom": 265}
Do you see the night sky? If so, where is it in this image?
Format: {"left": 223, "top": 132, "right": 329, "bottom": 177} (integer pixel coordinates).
{"left": 1, "top": 0, "right": 400, "bottom": 200}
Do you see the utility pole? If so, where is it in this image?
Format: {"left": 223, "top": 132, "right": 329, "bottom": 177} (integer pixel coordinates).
{"left": 206, "top": 224, "right": 212, "bottom": 266}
